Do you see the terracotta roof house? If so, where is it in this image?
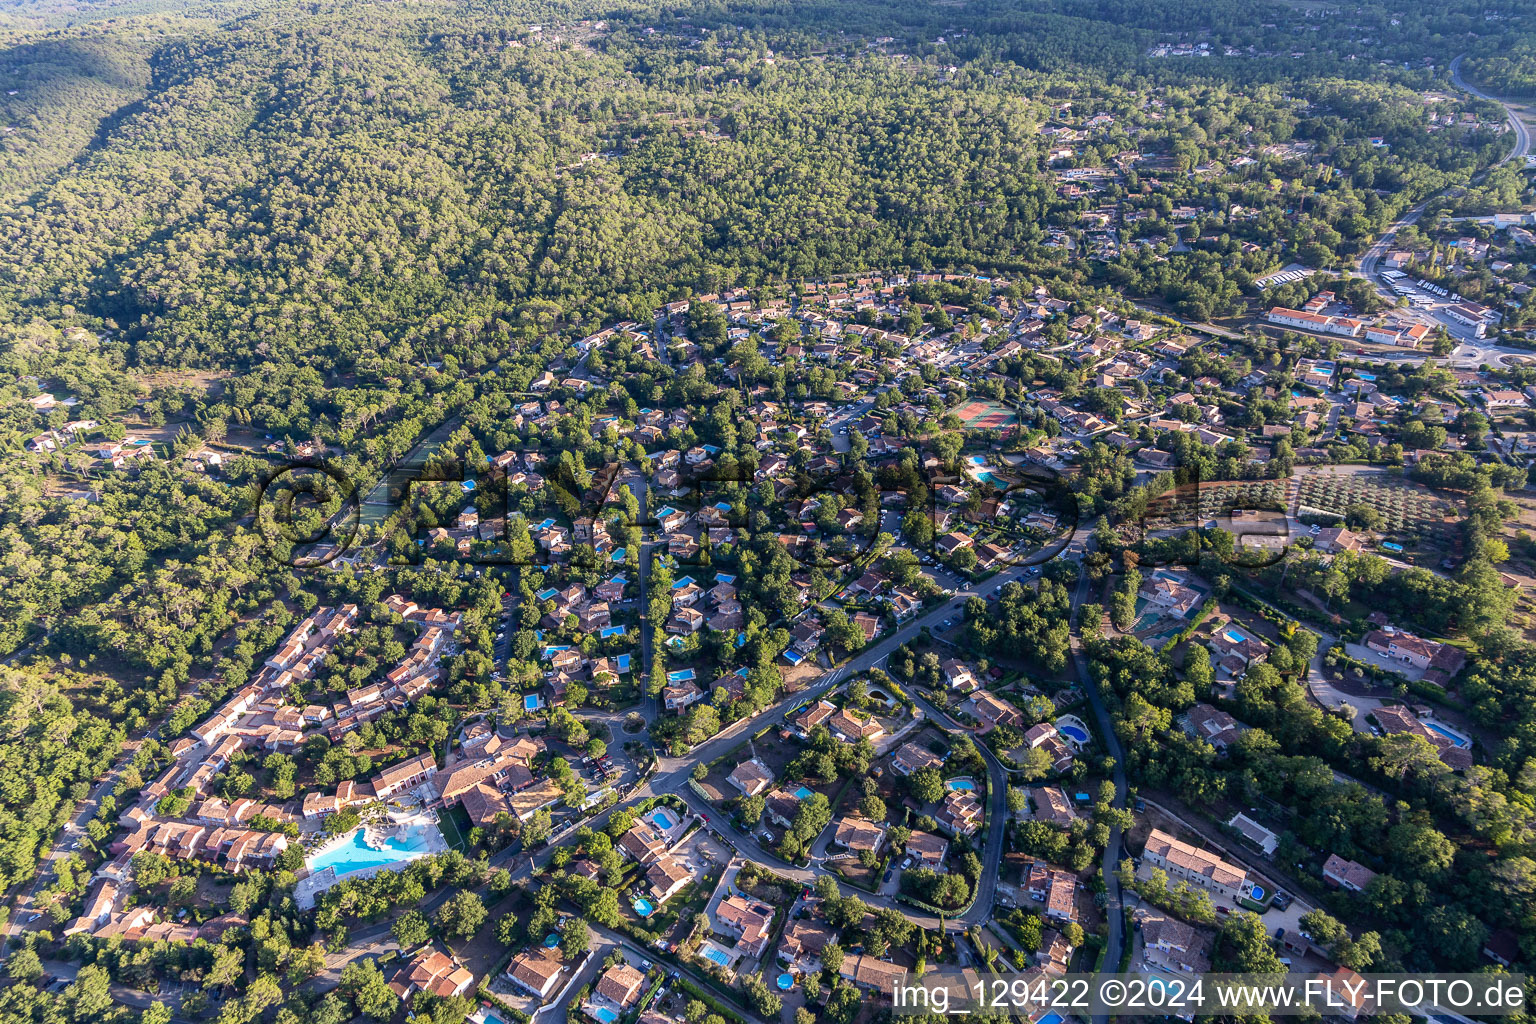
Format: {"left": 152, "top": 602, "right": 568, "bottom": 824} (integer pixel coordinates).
{"left": 1139, "top": 575, "right": 1202, "bottom": 616}
{"left": 507, "top": 949, "right": 565, "bottom": 1000}
{"left": 941, "top": 659, "right": 978, "bottom": 690}
{"left": 617, "top": 824, "right": 670, "bottom": 863}
{"left": 778, "top": 917, "right": 838, "bottom": 964}
{"left": 831, "top": 816, "right": 886, "bottom": 853}
{"left": 663, "top": 679, "right": 705, "bottom": 711}
{"left": 838, "top": 955, "right": 909, "bottom": 996}
{"left": 939, "top": 788, "right": 983, "bottom": 836}
{"left": 973, "top": 692, "right": 1025, "bottom": 730}
{"left": 1135, "top": 908, "right": 1211, "bottom": 973}
{"left": 646, "top": 855, "right": 693, "bottom": 903}
{"left": 1034, "top": 786, "right": 1078, "bottom": 827}
{"left": 1364, "top": 630, "right": 1466, "bottom": 679}
{"left": 595, "top": 963, "right": 647, "bottom": 1007}
{"left": 792, "top": 700, "right": 837, "bottom": 734}
{"left": 1369, "top": 705, "right": 1473, "bottom": 770}
{"left": 389, "top": 948, "right": 475, "bottom": 1002}
{"left": 905, "top": 830, "right": 949, "bottom": 870}
{"left": 716, "top": 895, "right": 774, "bottom": 958}
{"left": 1314, "top": 967, "right": 1371, "bottom": 1018}
{"left": 892, "top": 742, "right": 945, "bottom": 776}
{"left": 1322, "top": 854, "right": 1378, "bottom": 893}
{"left": 435, "top": 751, "right": 524, "bottom": 807}
{"left": 1185, "top": 704, "right": 1242, "bottom": 753}
{"left": 1314, "top": 527, "right": 1364, "bottom": 554}
{"left": 1142, "top": 829, "right": 1247, "bottom": 901}
{"left": 829, "top": 708, "right": 884, "bottom": 742}
{"left": 728, "top": 758, "right": 775, "bottom": 797}
{"left": 363, "top": 751, "right": 435, "bottom": 801}
{"left": 764, "top": 790, "right": 802, "bottom": 828}
{"left": 1045, "top": 871, "right": 1077, "bottom": 922}
{"left": 936, "top": 532, "right": 974, "bottom": 556}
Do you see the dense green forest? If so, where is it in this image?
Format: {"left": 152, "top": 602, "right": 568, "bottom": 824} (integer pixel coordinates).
{"left": 1465, "top": 42, "right": 1536, "bottom": 98}
{"left": 0, "top": 0, "right": 1534, "bottom": 1011}
{"left": 0, "top": 0, "right": 1518, "bottom": 372}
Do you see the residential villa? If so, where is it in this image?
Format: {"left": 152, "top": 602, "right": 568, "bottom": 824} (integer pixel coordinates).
{"left": 831, "top": 817, "right": 886, "bottom": 853}
{"left": 1141, "top": 829, "right": 1248, "bottom": 902}
{"left": 389, "top": 948, "right": 475, "bottom": 1002}
{"left": 716, "top": 894, "right": 775, "bottom": 959}
{"left": 905, "top": 830, "right": 949, "bottom": 870}
{"left": 891, "top": 742, "right": 945, "bottom": 776}
{"left": 507, "top": 949, "right": 566, "bottom": 1000}
{"left": 728, "top": 758, "right": 775, "bottom": 797}
{"left": 1322, "top": 854, "right": 1378, "bottom": 893}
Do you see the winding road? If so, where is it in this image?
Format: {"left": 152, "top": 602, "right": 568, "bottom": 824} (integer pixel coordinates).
{"left": 1065, "top": 554, "right": 1129, "bottom": 1024}
{"left": 1355, "top": 54, "right": 1534, "bottom": 361}
{"left": 1452, "top": 55, "right": 1533, "bottom": 167}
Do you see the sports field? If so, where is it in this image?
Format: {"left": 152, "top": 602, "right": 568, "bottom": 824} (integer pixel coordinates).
{"left": 952, "top": 398, "right": 1019, "bottom": 429}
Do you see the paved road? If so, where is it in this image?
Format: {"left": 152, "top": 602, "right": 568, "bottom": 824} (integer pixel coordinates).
{"left": 56, "top": 479, "right": 1070, "bottom": 1010}
{"left": 1452, "top": 54, "right": 1534, "bottom": 168}
{"left": 1354, "top": 54, "right": 1534, "bottom": 362}
{"left": 1063, "top": 552, "right": 1129, "bottom": 1024}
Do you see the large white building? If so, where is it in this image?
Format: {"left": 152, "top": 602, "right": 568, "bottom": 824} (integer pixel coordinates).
{"left": 1266, "top": 306, "right": 1362, "bottom": 337}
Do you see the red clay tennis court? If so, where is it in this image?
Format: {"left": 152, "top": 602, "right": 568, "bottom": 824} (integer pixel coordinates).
{"left": 952, "top": 399, "right": 1019, "bottom": 429}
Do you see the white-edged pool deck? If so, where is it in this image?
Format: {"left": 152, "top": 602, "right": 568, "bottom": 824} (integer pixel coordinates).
{"left": 294, "top": 809, "right": 448, "bottom": 908}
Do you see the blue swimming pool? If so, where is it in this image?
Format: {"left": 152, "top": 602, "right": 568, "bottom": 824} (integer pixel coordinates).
{"left": 946, "top": 777, "right": 976, "bottom": 791}
{"left": 649, "top": 810, "right": 676, "bottom": 830}
{"left": 524, "top": 694, "right": 542, "bottom": 711}
{"left": 1426, "top": 722, "right": 1471, "bottom": 748}
{"left": 1223, "top": 629, "right": 1247, "bottom": 643}
{"left": 634, "top": 898, "right": 655, "bottom": 917}
{"left": 776, "top": 973, "right": 794, "bottom": 990}
{"left": 485, "top": 1013, "right": 508, "bottom": 1024}
{"left": 306, "top": 826, "right": 432, "bottom": 879}
{"left": 593, "top": 1009, "right": 619, "bottom": 1024}
{"left": 1058, "top": 724, "right": 1090, "bottom": 744}
{"left": 543, "top": 932, "right": 561, "bottom": 947}
{"left": 793, "top": 786, "right": 814, "bottom": 800}
{"left": 702, "top": 947, "right": 731, "bottom": 967}
{"left": 1250, "top": 885, "right": 1266, "bottom": 901}
{"left": 1038, "top": 1013, "right": 1063, "bottom": 1024}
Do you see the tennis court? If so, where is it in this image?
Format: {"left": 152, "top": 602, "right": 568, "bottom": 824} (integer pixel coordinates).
{"left": 951, "top": 399, "right": 1019, "bottom": 429}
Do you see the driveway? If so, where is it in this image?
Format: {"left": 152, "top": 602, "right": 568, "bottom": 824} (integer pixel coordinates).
{"left": 1343, "top": 641, "right": 1423, "bottom": 681}
{"left": 1307, "top": 674, "right": 1384, "bottom": 733}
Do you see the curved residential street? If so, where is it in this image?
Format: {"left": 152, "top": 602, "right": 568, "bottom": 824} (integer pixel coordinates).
{"left": 1066, "top": 550, "right": 1129, "bottom": 1024}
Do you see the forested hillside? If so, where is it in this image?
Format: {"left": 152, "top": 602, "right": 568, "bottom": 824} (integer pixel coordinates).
{"left": 0, "top": 0, "right": 1520, "bottom": 373}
